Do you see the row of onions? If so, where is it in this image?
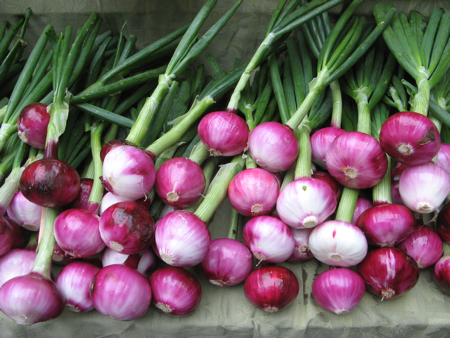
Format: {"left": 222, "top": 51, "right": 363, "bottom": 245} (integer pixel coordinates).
{"left": 0, "top": 0, "right": 450, "bottom": 326}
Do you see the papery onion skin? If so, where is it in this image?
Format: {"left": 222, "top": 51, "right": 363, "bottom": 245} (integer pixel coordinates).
{"left": 100, "top": 201, "right": 154, "bottom": 255}
{"left": 312, "top": 268, "right": 366, "bottom": 315}
{"left": 399, "top": 162, "right": 450, "bottom": 214}
{"left": 17, "top": 103, "right": 50, "bottom": 149}
{"left": 90, "top": 264, "right": 152, "bottom": 321}
{"left": 198, "top": 111, "right": 249, "bottom": 156}
{"left": 437, "top": 203, "right": 450, "bottom": 244}
{"left": 380, "top": 112, "right": 441, "bottom": 166}
{"left": 351, "top": 196, "right": 373, "bottom": 225}
{"left": 434, "top": 255, "right": 450, "bottom": 295}
{"left": 309, "top": 220, "right": 368, "bottom": 267}
{"left": 200, "top": 238, "right": 253, "bottom": 287}
{"left": 155, "top": 210, "right": 211, "bottom": 267}
{"left": 155, "top": 158, "right": 206, "bottom": 208}
{"left": 0, "top": 272, "right": 65, "bottom": 325}
{"left": 0, "top": 249, "right": 36, "bottom": 287}
{"left": 397, "top": 225, "right": 443, "bottom": 269}
{"left": 54, "top": 209, "right": 105, "bottom": 258}
{"left": 7, "top": 191, "right": 42, "bottom": 231}
{"left": 436, "top": 143, "right": 450, "bottom": 175}
{"left": 276, "top": 177, "right": 337, "bottom": 229}
{"left": 357, "top": 247, "right": 419, "bottom": 300}
{"left": 228, "top": 168, "right": 279, "bottom": 217}
{"left": 20, "top": 159, "right": 81, "bottom": 208}
{"left": 149, "top": 266, "right": 202, "bottom": 316}
{"left": 101, "top": 145, "right": 155, "bottom": 201}
{"left": 248, "top": 122, "right": 299, "bottom": 173}
{"left": 325, "top": 131, "right": 388, "bottom": 189}
{"left": 310, "top": 127, "right": 346, "bottom": 170}
{"left": 56, "top": 261, "right": 100, "bottom": 313}
{"left": 243, "top": 266, "right": 299, "bottom": 312}
{"left": 243, "top": 216, "right": 295, "bottom": 264}
{"left": 287, "top": 228, "right": 314, "bottom": 263}
{"left": 355, "top": 204, "right": 415, "bottom": 247}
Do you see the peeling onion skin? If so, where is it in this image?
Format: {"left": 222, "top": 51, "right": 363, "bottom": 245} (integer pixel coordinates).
{"left": 198, "top": 111, "right": 249, "bottom": 156}
{"left": 56, "top": 261, "right": 100, "bottom": 313}
{"left": 357, "top": 247, "right": 420, "bottom": 300}
{"left": 397, "top": 225, "right": 443, "bottom": 269}
{"left": 355, "top": 204, "right": 416, "bottom": 247}
{"left": 19, "top": 159, "right": 81, "bottom": 208}
{"left": 437, "top": 203, "right": 450, "bottom": 244}
{"left": 248, "top": 122, "right": 299, "bottom": 173}
{"left": 200, "top": 238, "right": 253, "bottom": 287}
{"left": 149, "top": 266, "right": 202, "bottom": 316}
{"left": 325, "top": 131, "right": 388, "bottom": 189}
{"left": 0, "top": 249, "right": 36, "bottom": 287}
{"left": 6, "top": 191, "right": 42, "bottom": 231}
{"left": 0, "top": 272, "right": 65, "bottom": 325}
{"left": 17, "top": 103, "right": 50, "bottom": 149}
{"left": 312, "top": 268, "right": 366, "bottom": 315}
{"left": 155, "top": 158, "right": 206, "bottom": 208}
{"left": 399, "top": 162, "right": 450, "bottom": 214}
{"left": 380, "top": 112, "right": 441, "bottom": 166}
{"left": 90, "top": 264, "right": 152, "bottom": 321}
{"left": 228, "top": 168, "right": 279, "bottom": 217}
{"left": 310, "top": 127, "right": 346, "bottom": 170}
{"left": 434, "top": 254, "right": 450, "bottom": 296}
{"left": 243, "top": 266, "right": 299, "bottom": 313}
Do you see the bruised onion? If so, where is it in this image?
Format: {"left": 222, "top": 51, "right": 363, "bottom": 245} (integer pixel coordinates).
{"left": 17, "top": 103, "right": 50, "bottom": 149}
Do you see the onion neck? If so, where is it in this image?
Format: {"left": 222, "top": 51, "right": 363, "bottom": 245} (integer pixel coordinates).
{"left": 227, "top": 207, "right": 239, "bottom": 240}
{"left": 45, "top": 100, "right": 69, "bottom": 159}
{"left": 245, "top": 154, "right": 257, "bottom": 169}
{"left": 443, "top": 242, "right": 450, "bottom": 257}
{"left": 372, "top": 155, "right": 392, "bottom": 206}
{"left": 335, "top": 187, "right": 359, "bottom": 223}
{"left": 355, "top": 89, "right": 371, "bottom": 135}
{"left": 86, "top": 122, "right": 104, "bottom": 214}
{"left": 412, "top": 71, "right": 430, "bottom": 116}
{"left": 294, "top": 118, "right": 312, "bottom": 179}
{"left": 330, "top": 80, "right": 342, "bottom": 128}
{"left": 280, "top": 165, "right": 295, "bottom": 191}
{"left": 189, "top": 141, "right": 210, "bottom": 166}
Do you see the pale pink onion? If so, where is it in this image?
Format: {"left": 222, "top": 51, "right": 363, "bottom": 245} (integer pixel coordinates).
{"left": 310, "top": 127, "right": 346, "bottom": 170}
{"left": 6, "top": 191, "right": 42, "bottom": 231}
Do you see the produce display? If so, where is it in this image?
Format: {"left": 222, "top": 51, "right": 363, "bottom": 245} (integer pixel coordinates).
{"left": 0, "top": 0, "right": 450, "bottom": 333}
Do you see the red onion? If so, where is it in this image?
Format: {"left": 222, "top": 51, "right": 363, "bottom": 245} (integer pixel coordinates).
{"left": 17, "top": 103, "right": 50, "bottom": 149}
{"left": 198, "top": 111, "right": 249, "bottom": 156}
{"left": 67, "top": 178, "right": 94, "bottom": 211}
{"left": 434, "top": 248, "right": 450, "bottom": 295}
{"left": 355, "top": 204, "right": 415, "bottom": 247}
{"left": 243, "top": 266, "right": 299, "bottom": 312}
{"left": 0, "top": 249, "right": 36, "bottom": 287}
{"left": 311, "top": 171, "right": 342, "bottom": 202}
{"left": 397, "top": 225, "right": 443, "bottom": 269}
{"left": 100, "top": 201, "right": 154, "bottom": 255}
{"left": 312, "top": 268, "right": 365, "bottom": 315}
{"left": 391, "top": 162, "right": 408, "bottom": 205}
{"left": 102, "top": 247, "right": 157, "bottom": 278}
{"left": 357, "top": 247, "right": 419, "bottom": 300}
{"left": 351, "top": 196, "right": 373, "bottom": 225}
{"left": 0, "top": 216, "right": 14, "bottom": 257}
{"left": 149, "top": 266, "right": 202, "bottom": 316}
{"left": 0, "top": 272, "right": 65, "bottom": 325}
{"left": 99, "top": 192, "right": 152, "bottom": 215}
{"left": 436, "top": 143, "right": 450, "bottom": 175}
{"left": 155, "top": 210, "right": 211, "bottom": 267}
{"left": 6, "top": 191, "right": 42, "bottom": 231}
{"left": 52, "top": 241, "right": 73, "bottom": 266}
{"left": 56, "top": 261, "right": 100, "bottom": 313}
{"left": 243, "top": 215, "right": 295, "bottom": 264}
{"left": 309, "top": 220, "right": 368, "bottom": 267}
{"left": 100, "top": 139, "right": 134, "bottom": 162}
{"left": 90, "top": 264, "right": 152, "bottom": 321}
{"left": 325, "top": 131, "right": 388, "bottom": 189}
{"left": 380, "top": 112, "right": 441, "bottom": 166}
{"left": 287, "top": 228, "right": 314, "bottom": 263}
{"left": 200, "top": 238, "right": 253, "bottom": 286}
{"left": 437, "top": 203, "right": 450, "bottom": 244}
{"left": 20, "top": 158, "right": 81, "bottom": 208}
{"left": 310, "top": 127, "right": 346, "bottom": 170}
{"left": 54, "top": 208, "right": 105, "bottom": 258}
{"left": 6, "top": 218, "right": 24, "bottom": 250}
{"left": 276, "top": 177, "right": 337, "bottom": 229}
{"left": 155, "top": 157, "right": 206, "bottom": 208}
{"left": 248, "top": 122, "right": 299, "bottom": 172}
{"left": 399, "top": 162, "right": 450, "bottom": 213}
{"left": 101, "top": 145, "right": 155, "bottom": 200}
{"left": 228, "top": 168, "right": 279, "bottom": 217}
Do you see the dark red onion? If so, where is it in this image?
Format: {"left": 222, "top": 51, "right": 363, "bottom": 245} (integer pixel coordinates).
{"left": 19, "top": 158, "right": 81, "bottom": 208}
{"left": 0, "top": 249, "right": 36, "bottom": 287}
{"left": 248, "top": 122, "right": 299, "bottom": 172}
{"left": 287, "top": 228, "right": 314, "bottom": 263}
{"left": 149, "top": 266, "right": 202, "bottom": 316}
{"left": 391, "top": 161, "right": 408, "bottom": 205}
{"left": 228, "top": 168, "right": 279, "bottom": 217}
{"left": 17, "top": 103, "right": 50, "bottom": 149}
{"left": 0, "top": 216, "right": 14, "bottom": 256}
{"left": 56, "top": 261, "right": 100, "bottom": 313}
{"left": 90, "top": 264, "right": 152, "bottom": 321}
{"left": 5, "top": 218, "right": 24, "bottom": 250}
{"left": 200, "top": 238, "right": 253, "bottom": 286}
{"left": 310, "top": 127, "right": 346, "bottom": 170}
{"left": 437, "top": 203, "right": 450, "bottom": 244}
{"left": 434, "top": 249, "right": 450, "bottom": 295}
{"left": 355, "top": 204, "right": 415, "bottom": 247}
{"left": 99, "top": 192, "right": 151, "bottom": 215}
{"left": 357, "top": 247, "right": 419, "bottom": 300}
{"left": 325, "top": 131, "right": 388, "bottom": 189}
{"left": 100, "top": 201, "right": 154, "bottom": 255}
{"left": 397, "top": 225, "right": 443, "bottom": 269}
{"left": 312, "top": 268, "right": 366, "bottom": 315}
{"left": 198, "top": 111, "right": 249, "bottom": 156}
{"left": 380, "top": 112, "right": 441, "bottom": 166}
{"left": 67, "top": 178, "right": 94, "bottom": 211}
{"left": 155, "top": 157, "right": 206, "bottom": 208}
{"left": 436, "top": 143, "right": 450, "bottom": 175}
{"left": 243, "top": 266, "right": 299, "bottom": 312}
{"left": 6, "top": 191, "right": 42, "bottom": 231}
{"left": 54, "top": 208, "right": 105, "bottom": 258}
{"left": 351, "top": 196, "right": 373, "bottom": 225}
